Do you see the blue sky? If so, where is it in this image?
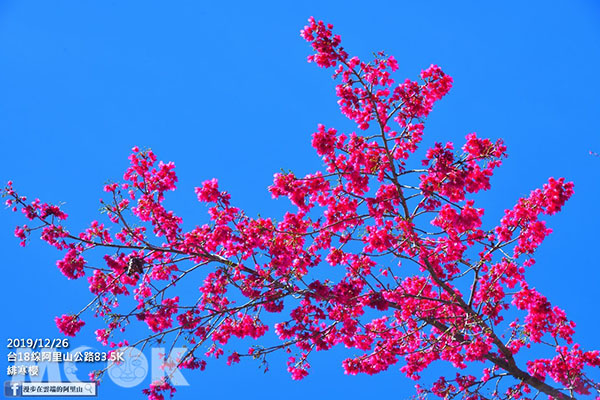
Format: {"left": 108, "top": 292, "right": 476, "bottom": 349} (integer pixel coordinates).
{"left": 1, "top": 1, "right": 599, "bottom": 399}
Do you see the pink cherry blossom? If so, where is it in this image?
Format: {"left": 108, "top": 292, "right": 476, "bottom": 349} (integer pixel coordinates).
{"left": 55, "top": 314, "right": 85, "bottom": 337}
{"left": 2, "top": 16, "right": 597, "bottom": 400}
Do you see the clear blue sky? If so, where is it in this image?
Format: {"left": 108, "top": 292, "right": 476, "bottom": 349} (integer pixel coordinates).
{"left": 1, "top": 1, "right": 599, "bottom": 399}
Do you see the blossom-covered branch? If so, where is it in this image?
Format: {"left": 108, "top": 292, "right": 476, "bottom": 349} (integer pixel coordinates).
{"left": 3, "top": 16, "right": 599, "bottom": 400}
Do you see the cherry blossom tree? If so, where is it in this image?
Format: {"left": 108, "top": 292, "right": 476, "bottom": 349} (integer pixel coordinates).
{"left": 4, "top": 17, "right": 599, "bottom": 400}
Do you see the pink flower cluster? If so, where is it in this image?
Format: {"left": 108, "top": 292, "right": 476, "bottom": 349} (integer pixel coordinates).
{"left": 141, "top": 378, "right": 176, "bottom": 400}
{"left": 512, "top": 285, "right": 575, "bottom": 344}
{"left": 138, "top": 297, "right": 179, "bottom": 333}
{"left": 56, "top": 248, "right": 86, "bottom": 280}
{"left": 527, "top": 346, "right": 600, "bottom": 395}
{"left": 420, "top": 134, "right": 506, "bottom": 209}
{"left": 55, "top": 314, "right": 85, "bottom": 337}
{"left": 2, "top": 16, "right": 598, "bottom": 400}
{"left": 496, "top": 177, "right": 574, "bottom": 256}
{"left": 301, "top": 17, "right": 452, "bottom": 131}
